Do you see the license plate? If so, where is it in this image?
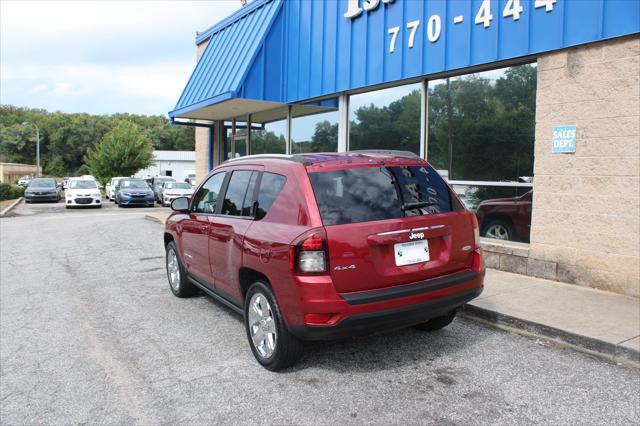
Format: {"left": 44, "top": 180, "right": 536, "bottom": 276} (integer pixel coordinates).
{"left": 394, "top": 240, "right": 429, "bottom": 266}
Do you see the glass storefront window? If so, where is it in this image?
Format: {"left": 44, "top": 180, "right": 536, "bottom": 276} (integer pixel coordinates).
{"left": 427, "top": 64, "right": 537, "bottom": 242}
{"left": 348, "top": 83, "right": 421, "bottom": 155}
{"left": 291, "top": 98, "right": 339, "bottom": 153}
{"left": 248, "top": 105, "right": 288, "bottom": 157}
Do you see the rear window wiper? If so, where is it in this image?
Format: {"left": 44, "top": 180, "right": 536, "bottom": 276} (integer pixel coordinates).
{"left": 401, "top": 201, "right": 438, "bottom": 211}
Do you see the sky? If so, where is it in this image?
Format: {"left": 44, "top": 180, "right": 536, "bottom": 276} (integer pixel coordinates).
{"left": 0, "top": 0, "right": 243, "bottom": 116}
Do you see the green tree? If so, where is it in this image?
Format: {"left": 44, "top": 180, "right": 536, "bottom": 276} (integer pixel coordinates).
{"left": 349, "top": 89, "right": 421, "bottom": 154}
{"left": 85, "top": 121, "right": 154, "bottom": 184}
{"left": 0, "top": 105, "right": 195, "bottom": 176}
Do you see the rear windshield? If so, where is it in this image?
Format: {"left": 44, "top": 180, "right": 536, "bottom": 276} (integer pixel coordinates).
{"left": 309, "top": 165, "right": 453, "bottom": 226}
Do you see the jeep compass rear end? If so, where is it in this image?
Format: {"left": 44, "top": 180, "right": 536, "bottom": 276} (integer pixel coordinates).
{"left": 164, "top": 151, "right": 484, "bottom": 371}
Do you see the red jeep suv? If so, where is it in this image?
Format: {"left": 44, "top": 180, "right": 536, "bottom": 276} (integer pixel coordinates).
{"left": 164, "top": 151, "right": 484, "bottom": 370}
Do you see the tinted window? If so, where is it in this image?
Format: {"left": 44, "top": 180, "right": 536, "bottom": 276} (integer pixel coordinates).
{"left": 256, "top": 173, "right": 286, "bottom": 220}
{"left": 241, "top": 172, "right": 259, "bottom": 217}
{"left": 193, "top": 172, "right": 226, "bottom": 214}
{"left": 221, "top": 171, "right": 253, "bottom": 216}
{"left": 309, "top": 165, "right": 452, "bottom": 226}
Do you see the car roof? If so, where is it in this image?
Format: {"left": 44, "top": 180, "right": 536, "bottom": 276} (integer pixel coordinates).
{"left": 222, "top": 150, "right": 423, "bottom": 168}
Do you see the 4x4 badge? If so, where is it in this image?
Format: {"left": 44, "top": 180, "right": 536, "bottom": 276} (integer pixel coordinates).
{"left": 334, "top": 264, "right": 356, "bottom": 271}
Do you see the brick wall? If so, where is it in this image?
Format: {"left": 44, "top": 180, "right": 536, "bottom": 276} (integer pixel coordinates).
{"left": 530, "top": 35, "right": 639, "bottom": 297}
{"left": 194, "top": 40, "right": 211, "bottom": 186}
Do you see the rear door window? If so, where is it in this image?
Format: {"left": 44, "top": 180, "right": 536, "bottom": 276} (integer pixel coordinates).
{"left": 256, "top": 173, "right": 286, "bottom": 220}
{"left": 309, "top": 165, "right": 453, "bottom": 226}
{"left": 221, "top": 171, "right": 253, "bottom": 216}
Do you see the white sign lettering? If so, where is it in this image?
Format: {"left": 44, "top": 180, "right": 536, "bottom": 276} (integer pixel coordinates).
{"left": 344, "top": 0, "right": 395, "bottom": 20}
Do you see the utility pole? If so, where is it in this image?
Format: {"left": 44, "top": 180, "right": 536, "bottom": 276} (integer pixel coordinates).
{"left": 23, "top": 122, "right": 40, "bottom": 177}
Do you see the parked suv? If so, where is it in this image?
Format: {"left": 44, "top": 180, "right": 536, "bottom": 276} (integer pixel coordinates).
{"left": 476, "top": 190, "right": 532, "bottom": 242}
{"left": 163, "top": 151, "right": 485, "bottom": 370}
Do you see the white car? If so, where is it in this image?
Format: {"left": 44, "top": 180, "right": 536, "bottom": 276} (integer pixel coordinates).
{"left": 65, "top": 178, "right": 102, "bottom": 208}
{"left": 105, "top": 177, "right": 126, "bottom": 201}
{"left": 160, "top": 181, "right": 195, "bottom": 206}
{"left": 17, "top": 175, "right": 32, "bottom": 187}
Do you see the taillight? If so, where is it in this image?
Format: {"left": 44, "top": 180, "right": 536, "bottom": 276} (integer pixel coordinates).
{"left": 292, "top": 230, "right": 328, "bottom": 273}
{"left": 471, "top": 214, "right": 480, "bottom": 247}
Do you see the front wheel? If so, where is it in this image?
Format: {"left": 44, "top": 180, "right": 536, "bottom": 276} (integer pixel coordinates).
{"left": 413, "top": 310, "right": 456, "bottom": 332}
{"left": 245, "top": 281, "right": 303, "bottom": 371}
{"left": 166, "top": 241, "right": 198, "bottom": 297}
{"left": 481, "top": 219, "right": 516, "bottom": 241}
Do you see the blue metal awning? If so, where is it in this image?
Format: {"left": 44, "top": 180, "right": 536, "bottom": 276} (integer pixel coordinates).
{"left": 169, "top": 0, "right": 284, "bottom": 121}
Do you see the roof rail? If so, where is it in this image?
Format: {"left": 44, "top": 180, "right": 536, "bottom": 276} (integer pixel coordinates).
{"left": 349, "top": 150, "right": 420, "bottom": 159}
{"left": 223, "top": 154, "right": 307, "bottom": 164}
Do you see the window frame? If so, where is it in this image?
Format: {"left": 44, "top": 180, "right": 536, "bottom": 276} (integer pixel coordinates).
{"left": 253, "top": 171, "right": 287, "bottom": 221}
{"left": 218, "top": 169, "right": 257, "bottom": 218}
{"left": 192, "top": 167, "right": 263, "bottom": 220}
{"left": 190, "top": 171, "right": 228, "bottom": 215}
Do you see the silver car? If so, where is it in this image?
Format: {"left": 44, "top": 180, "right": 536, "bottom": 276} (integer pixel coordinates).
{"left": 159, "top": 181, "right": 194, "bottom": 206}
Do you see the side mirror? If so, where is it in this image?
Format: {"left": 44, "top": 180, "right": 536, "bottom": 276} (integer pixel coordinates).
{"left": 171, "top": 197, "right": 190, "bottom": 212}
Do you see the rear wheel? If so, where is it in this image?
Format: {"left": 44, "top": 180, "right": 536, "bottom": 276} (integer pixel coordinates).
{"left": 413, "top": 310, "right": 456, "bottom": 332}
{"left": 244, "top": 281, "right": 303, "bottom": 371}
{"left": 166, "top": 241, "right": 198, "bottom": 297}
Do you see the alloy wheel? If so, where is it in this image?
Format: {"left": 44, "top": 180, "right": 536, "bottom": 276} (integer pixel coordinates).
{"left": 247, "top": 293, "right": 277, "bottom": 359}
{"left": 167, "top": 248, "right": 180, "bottom": 291}
{"left": 485, "top": 224, "right": 510, "bottom": 240}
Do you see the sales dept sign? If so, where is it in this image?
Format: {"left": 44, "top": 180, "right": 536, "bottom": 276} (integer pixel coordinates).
{"left": 552, "top": 125, "right": 577, "bottom": 153}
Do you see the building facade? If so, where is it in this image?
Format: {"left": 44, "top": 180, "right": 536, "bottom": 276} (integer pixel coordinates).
{"left": 135, "top": 150, "right": 196, "bottom": 182}
{"left": 170, "top": 0, "right": 639, "bottom": 296}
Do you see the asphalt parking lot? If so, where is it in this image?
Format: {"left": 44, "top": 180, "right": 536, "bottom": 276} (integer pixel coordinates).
{"left": 1, "top": 201, "right": 639, "bottom": 424}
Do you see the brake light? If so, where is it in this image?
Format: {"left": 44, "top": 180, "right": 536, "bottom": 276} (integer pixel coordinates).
{"left": 300, "top": 234, "right": 323, "bottom": 251}
{"left": 293, "top": 231, "right": 327, "bottom": 273}
{"left": 471, "top": 214, "right": 480, "bottom": 247}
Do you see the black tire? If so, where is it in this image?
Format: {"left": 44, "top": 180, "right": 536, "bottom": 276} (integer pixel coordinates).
{"left": 244, "top": 281, "right": 303, "bottom": 371}
{"left": 481, "top": 218, "right": 516, "bottom": 241}
{"left": 166, "top": 241, "right": 198, "bottom": 298}
{"left": 413, "top": 310, "right": 456, "bottom": 332}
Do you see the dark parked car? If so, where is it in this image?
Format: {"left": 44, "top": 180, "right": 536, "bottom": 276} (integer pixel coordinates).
{"left": 151, "top": 176, "right": 175, "bottom": 202}
{"left": 115, "top": 178, "right": 155, "bottom": 207}
{"left": 163, "top": 151, "right": 485, "bottom": 370}
{"left": 24, "top": 178, "right": 60, "bottom": 203}
{"left": 475, "top": 190, "right": 532, "bottom": 242}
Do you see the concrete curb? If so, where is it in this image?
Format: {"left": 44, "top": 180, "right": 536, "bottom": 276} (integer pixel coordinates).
{"left": 460, "top": 304, "right": 640, "bottom": 369}
{"left": 144, "top": 214, "right": 166, "bottom": 225}
{"left": 0, "top": 197, "right": 23, "bottom": 217}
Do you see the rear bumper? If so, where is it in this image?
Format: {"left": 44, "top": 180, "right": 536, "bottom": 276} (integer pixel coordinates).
{"left": 287, "top": 268, "right": 484, "bottom": 341}
{"left": 290, "top": 287, "right": 481, "bottom": 340}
